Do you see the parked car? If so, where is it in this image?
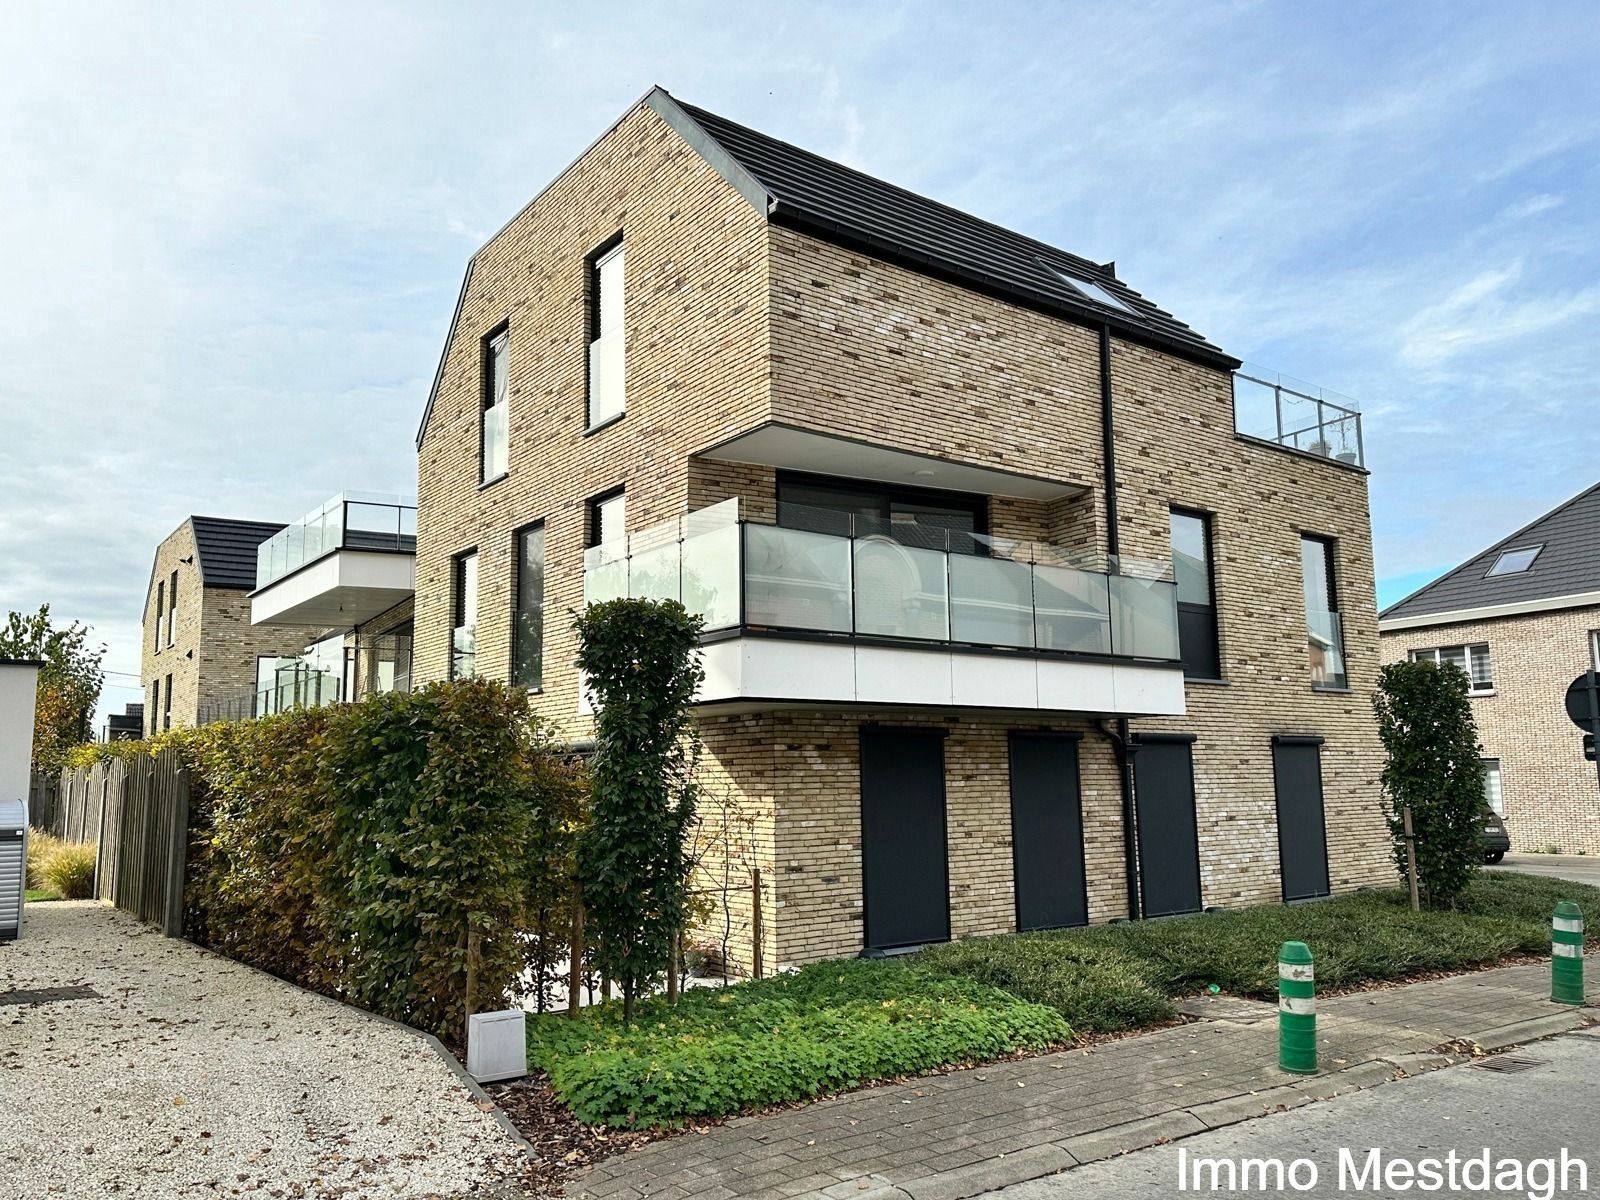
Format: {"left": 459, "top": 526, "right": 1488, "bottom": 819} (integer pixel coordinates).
{"left": 1481, "top": 806, "right": 1511, "bottom": 864}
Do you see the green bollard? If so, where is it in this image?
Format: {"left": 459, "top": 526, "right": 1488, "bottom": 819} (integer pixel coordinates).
{"left": 1278, "top": 941, "right": 1316, "bottom": 1075}
{"left": 1552, "top": 901, "right": 1585, "bottom": 1005}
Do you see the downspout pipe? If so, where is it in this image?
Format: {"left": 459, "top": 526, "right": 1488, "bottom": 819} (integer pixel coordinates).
{"left": 1096, "top": 323, "right": 1141, "bottom": 920}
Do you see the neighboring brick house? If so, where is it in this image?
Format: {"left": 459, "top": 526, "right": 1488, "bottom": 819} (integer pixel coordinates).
{"left": 140, "top": 516, "right": 307, "bottom": 733}
{"left": 1380, "top": 483, "right": 1600, "bottom": 856}
{"left": 414, "top": 87, "right": 1392, "bottom": 973}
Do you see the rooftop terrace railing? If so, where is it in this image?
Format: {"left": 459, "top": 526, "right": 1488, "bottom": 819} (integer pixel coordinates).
{"left": 256, "top": 491, "right": 418, "bottom": 590}
{"left": 583, "top": 499, "right": 1182, "bottom": 663}
{"left": 1233, "top": 363, "right": 1364, "bottom": 468}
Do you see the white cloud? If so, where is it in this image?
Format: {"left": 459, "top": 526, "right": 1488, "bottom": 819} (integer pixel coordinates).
{"left": 1499, "top": 193, "right": 1565, "bottom": 221}
{"left": 1397, "top": 264, "right": 1600, "bottom": 366}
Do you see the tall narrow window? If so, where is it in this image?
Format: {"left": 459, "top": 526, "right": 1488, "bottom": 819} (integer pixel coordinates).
{"left": 1590, "top": 629, "right": 1600, "bottom": 671}
{"left": 481, "top": 326, "right": 509, "bottom": 483}
{"left": 588, "top": 489, "right": 626, "bottom": 549}
{"left": 1301, "top": 535, "right": 1347, "bottom": 690}
{"left": 451, "top": 550, "right": 478, "bottom": 679}
{"left": 512, "top": 524, "right": 546, "bottom": 691}
{"left": 167, "top": 569, "right": 178, "bottom": 646}
{"left": 1170, "top": 508, "right": 1220, "bottom": 680}
{"left": 153, "top": 579, "right": 165, "bottom": 653}
{"left": 1482, "top": 758, "right": 1504, "bottom": 816}
{"left": 149, "top": 679, "right": 160, "bottom": 735}
{"left": 586, "top": 238, "right": 625, "bottom": 428}
{"left": 163, "top": 673, "right": 173, "bottom": 730}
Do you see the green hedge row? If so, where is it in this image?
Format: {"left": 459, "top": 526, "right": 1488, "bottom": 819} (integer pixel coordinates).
{"left": 87, "top": 680, "right": 585, "bottom": 1039}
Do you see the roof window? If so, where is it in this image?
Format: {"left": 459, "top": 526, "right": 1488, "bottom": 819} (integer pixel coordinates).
{"left": 1486, "top": 545, "right": 1542, "bottom": 576}
{"left": 1048, "top": 266, "right": 1134, "bottom": 314}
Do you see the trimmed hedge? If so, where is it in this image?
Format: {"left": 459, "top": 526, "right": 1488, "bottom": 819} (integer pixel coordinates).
{"left": 528, "top": 958, "right": 1070, "bottom": 1128}
{"left": 80, "top": 680, "right": 586, "bottom": 1039}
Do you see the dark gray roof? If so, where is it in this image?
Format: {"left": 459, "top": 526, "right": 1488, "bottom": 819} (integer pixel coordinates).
{"left": 672, "top": 95, "right": 1235, "bottom": 369}
{"left": 1381, "top": 483, "right": 1600, "bottom": 622}
{"left": 416, "top": 86, "right": 1238, "bottom": 448}
{"left": 189, "top": 516, "right": 285, "bottom": 590}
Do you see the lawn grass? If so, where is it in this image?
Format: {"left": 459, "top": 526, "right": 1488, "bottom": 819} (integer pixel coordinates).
{"left": 24, "top": 889, "right": 60, "bottom": 903}
{"left": 916, "top": 873, "right": 1600, "bottom": 1034}
{"left": 526, "top": 957, "right": 1068, "bottom": 1128}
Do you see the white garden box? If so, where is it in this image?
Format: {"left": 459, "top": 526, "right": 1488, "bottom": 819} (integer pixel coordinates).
{"left": 466, "top": 1008, "right": 527, "bottom": 1084}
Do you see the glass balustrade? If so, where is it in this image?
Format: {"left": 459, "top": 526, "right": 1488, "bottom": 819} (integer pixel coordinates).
{"left": 1307, "top": 609, "right": 1349, "bottom": 690}
{"left": 582, "top": 499, "right": 1181, "bottom": 662}
{"left": 256, "top": 492, "right": 419, "bottom": 588}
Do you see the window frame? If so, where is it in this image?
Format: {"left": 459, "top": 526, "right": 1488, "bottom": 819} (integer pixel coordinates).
{"left": 1408, "top": 643, "right": 1495, "bottom": 694}
{"left": 450, "top": 548, "right": 479, "bottom": 680}
{"left": 511, "top": 521, "right": 546, "bottom": 693}
{"left": 480, "top": 323, "right": 510, "bottom": 485}
{"left": 153, "top": 579, "right": 165, "bottom": 654}
{"left": 1589, "top": 629, "right": 1599, "bottom": 672}
{"left": 167, "top": 568, "right": 178, "bottom": 646}
{"left": 585, "top": 233, "right": 626, "bottom": 431}
{"left": 1481, "top": 757, "right": 1504, "bottom": 816}
{"left": 1169, "top": 506, "right": 1221, "bottom": 681}
{"left": 1300, "top": 533, "right": 1347, "bottom": 691}
{"left": 149, "top": 678, "right": 160, "bottom": 736}
{"left": 587, "top": 486, "right": 627, "bottom": 550}
{"left": 163, "top": 672, "right": 173, "bottom": 731}
{"left": 1486, "top": 545, "right": 1543, "bottom": 577}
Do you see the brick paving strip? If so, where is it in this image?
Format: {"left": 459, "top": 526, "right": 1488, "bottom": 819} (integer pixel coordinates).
{"left": 572, "top": 964, "right": 1599, "bottom": 1200}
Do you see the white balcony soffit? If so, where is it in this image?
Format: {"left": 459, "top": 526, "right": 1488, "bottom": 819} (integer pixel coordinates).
{"left": 250, "top": 549, "right": 416, "bottom": 627}
{"left": 687, "top": 636, "right": 1185, "bottom": 717}
{"left": 698, "top": 422, "right": 1084, "bottom": 501}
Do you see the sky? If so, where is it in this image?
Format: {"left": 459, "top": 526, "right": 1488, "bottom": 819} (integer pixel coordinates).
{"left": 2, "top": 0, "right": 1598, "bottom": 729}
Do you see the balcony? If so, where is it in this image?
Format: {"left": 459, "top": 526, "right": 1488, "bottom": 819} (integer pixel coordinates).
{"left": 583, "top": 500, "right": 1185, "bottom": 716}
{"left": 251, "top": 492, "right": 417, "bottom": 627}
{"left": 1233, "top": 363, "right": 1364, "bottom": 468}
{"left": 195, "top": 633, "right": 413, "bottom": 725}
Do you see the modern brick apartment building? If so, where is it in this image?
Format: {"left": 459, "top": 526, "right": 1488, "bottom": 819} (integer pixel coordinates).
{"left": 413, "top": 87, "right": 1392, "bottom": 972}
{"left": 1381, "top": 483, "right": 1600, "bottom": 855}
{"left": 140, "top": 516, "right": 307, "bottom": 734}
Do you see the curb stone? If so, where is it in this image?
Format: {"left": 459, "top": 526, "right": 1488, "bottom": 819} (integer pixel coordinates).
{"left": 1186, "top": 1084, "right": 1312, "bottom": 1130}
{"left": 1054, "top": 1111, "right": 1208, "bottom": 1165}
{"left": 1470, "top": 1011, "right": 1586, "bottom": 1052}
{"left": 898, "top": 1145, "right": 1077, "bottom": 1200}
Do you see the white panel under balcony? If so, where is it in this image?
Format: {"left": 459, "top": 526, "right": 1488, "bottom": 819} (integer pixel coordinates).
{"left": 250, "top": 549, "right": 415, "bottom": 627}
{"left": 694, "top": 636, "right": 1184, "bottom": 717}
{"left": 698, "top": 422, "right": 1083, "bottom": 501}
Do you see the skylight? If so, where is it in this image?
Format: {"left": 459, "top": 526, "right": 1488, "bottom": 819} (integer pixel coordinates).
{"left": 1048, "top": 266, "right": 1134, "bottom": 314}
{"left": 1486, "top": 545, "right": 1543, "bottom": 576}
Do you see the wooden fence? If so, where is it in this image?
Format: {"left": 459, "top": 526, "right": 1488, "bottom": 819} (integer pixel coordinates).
{"left": 27, "top": 749, "right": 190, "bottom": 935}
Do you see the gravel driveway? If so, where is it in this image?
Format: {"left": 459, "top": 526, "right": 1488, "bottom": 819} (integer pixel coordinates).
{"left": 0, "top": 901, "right": 530, "bottom": 1199}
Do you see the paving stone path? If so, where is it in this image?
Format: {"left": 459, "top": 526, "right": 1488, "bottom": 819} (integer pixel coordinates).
{"left": 573, "top": 963, "right": 1596, "bottom": 1200}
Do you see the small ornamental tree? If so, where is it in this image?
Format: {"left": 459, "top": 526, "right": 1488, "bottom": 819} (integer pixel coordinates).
{"left": 576, "top": 597, "right": 705, "bottom": 1023}
{"left": 0, "top": 604, "right": 105, "bottom": 770}
{"left": 1373, "top": 659, "right": 1486, "bottom": 905}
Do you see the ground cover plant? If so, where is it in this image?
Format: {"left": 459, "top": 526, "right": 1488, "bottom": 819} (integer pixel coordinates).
{"left": 527, "top": 956, "right": 1069, "bottom": 1128}
{"left": 917, "top": 873, "right": 1599, "bottom": 1034}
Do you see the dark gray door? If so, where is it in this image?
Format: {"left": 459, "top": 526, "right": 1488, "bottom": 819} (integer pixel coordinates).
{"left": 1133, "top": 736, "right": 1202, "bottom": 918}
{"left": 860, "top": 727, "right": 950, "bottom": 950}
{"left": 1273, "top": 737, "right": 1331, "bottom": 901}
{"left": 1009, "top": 733, "right": 1088, "bottom": 931}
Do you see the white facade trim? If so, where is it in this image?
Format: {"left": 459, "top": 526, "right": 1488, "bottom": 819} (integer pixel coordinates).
{"left": 1379, "top": 590, "right": 1600, "bottom": 634}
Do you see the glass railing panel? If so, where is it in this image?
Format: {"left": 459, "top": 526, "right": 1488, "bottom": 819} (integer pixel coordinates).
{"left": 743, "top": 524, "right": 853, "bottom": 633}
{"left": 346, "top": 501, "right": 400, "bottom": 549}
{"left": 628, "top": 539, "right": 681, "bottom": 606}
{"left": 1110, "top": 575, "right": 1181, "bottom": 661}
{"left": 1308, "top": 609, "right": 1348, "bottom": 690}
{"left": 482, "top": 401, "right": 508, "bottom": 482}
{"left": 853, "top": 536, "right": 948, "bottom": 641}
{"left": 1033, "top": 564, "right": 1113, "bottom": 655}
{"left": 682, "top": 522, "right": 741, "bottom": 631}
{"left": 949, "top": 553, "right": 1034, "bottom": 648}
{"left": 584, "top": 543, "right": 629, "bottom": 606}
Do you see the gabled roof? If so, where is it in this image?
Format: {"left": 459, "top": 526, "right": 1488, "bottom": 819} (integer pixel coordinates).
{"left": 417, "top": 86, "right": 1237, "bottom": 448}
{"left": 1380, "top": 482, "right": 1600, "bottom": 626}
{"left": 189, "top": 516, "right": 285, "bottom": 590}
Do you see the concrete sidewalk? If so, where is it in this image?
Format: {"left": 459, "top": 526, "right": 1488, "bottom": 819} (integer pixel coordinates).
{"left": 572, "top": 963, "right": 1597, "bottom": 1200}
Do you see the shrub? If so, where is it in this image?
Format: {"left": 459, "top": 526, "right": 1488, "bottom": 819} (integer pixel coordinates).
{"left": 575, "top": 598, "right": 704, "bottom": 1022}
{"left": 25, "top": 827, "right": 63, "bottom": 890}
{"left": 42, "top": 841, "right": 96, "bottom": 899}
{"left": 1374, "top": 660, "right": 1486, "bottom": 904}
{"left": 529, "top": 958, "right": 1069, "bottom": 1127}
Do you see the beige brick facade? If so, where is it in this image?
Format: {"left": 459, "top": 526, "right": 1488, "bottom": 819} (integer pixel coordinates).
{"left": 415, "top": 96, "right": 1393, "bottom": 974}
{"left": 140, "top": 520, "right": 309, "bottom": 733}
{"left": 1381, "top": 605, "right": 1600, "bottom": 855}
